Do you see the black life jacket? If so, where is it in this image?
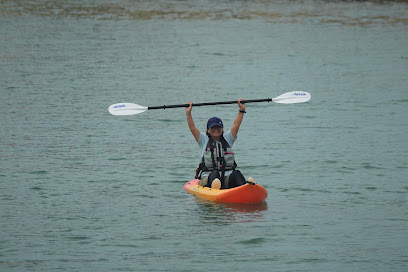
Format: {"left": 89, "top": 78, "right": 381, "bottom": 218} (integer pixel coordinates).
{"left": 197, "top": 136, "right": 237, "bottom": 179}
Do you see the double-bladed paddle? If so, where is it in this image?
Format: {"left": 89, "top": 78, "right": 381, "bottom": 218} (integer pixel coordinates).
{"left": 108, "top": 91, "right": 311, "bottom": 116}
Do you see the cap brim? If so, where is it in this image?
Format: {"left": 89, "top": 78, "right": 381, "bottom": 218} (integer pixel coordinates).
{"left": 208, "top": 123, "right": 223, "bottom": 128}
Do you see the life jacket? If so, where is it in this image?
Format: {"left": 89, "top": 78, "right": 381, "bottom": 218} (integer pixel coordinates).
{"left": 196, "top": 136, "right": 237, "bottom": 179}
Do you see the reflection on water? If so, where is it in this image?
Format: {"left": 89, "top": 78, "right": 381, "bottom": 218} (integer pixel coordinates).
{"left": 194, "top": 197, "right": 268, "bottom": 224}
{"left": 1, "top": 0, "right": 407, "bottom": 26}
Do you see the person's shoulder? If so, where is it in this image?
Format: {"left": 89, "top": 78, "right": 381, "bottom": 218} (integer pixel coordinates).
{"left": 224, "top": 129, "right": 234, "bottom": 139}
{"left": 224, "top": 130, "right": 236, "bottom": 145}
{"left": 198, "top": 131, "right": 207, "bottom": 140}
{"left": 198, "top": 131, "right": 208, "bottom": 146}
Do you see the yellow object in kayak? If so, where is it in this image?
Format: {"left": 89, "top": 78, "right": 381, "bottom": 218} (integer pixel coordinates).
{"left": 183, "top": 179, "right": 268, "bottom": 204}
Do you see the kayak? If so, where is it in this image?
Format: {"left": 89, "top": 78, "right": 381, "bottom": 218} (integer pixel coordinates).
{"left": 183, "top": 179, "right": 268, "bottom": 204}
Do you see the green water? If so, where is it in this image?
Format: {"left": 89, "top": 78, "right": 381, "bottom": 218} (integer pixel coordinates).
{"left": 1, "top": 1, "right": 408, "bottom": 271}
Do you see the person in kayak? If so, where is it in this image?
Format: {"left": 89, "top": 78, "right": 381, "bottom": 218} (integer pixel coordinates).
{"left": 185, "top": 99, "right": 252, "bottom": 189}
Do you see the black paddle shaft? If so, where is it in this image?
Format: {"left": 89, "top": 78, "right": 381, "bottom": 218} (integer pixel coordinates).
{"left": 148, "top": 98, "right": 272, "bottom": 110}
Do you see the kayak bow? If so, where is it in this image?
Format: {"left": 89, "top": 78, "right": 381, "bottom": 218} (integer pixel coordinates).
{"left": 183, "top": 179, "right": 268, "bottom": 204}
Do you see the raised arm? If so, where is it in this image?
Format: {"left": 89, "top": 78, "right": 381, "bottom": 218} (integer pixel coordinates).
{"left": 185, "top": 102, "right": 200, "bottom": 142}
{"left": 231, "top": 98, "right": 246, "bottom": 139}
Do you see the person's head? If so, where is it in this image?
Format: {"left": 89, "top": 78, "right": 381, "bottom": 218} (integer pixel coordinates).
{"left": 206, "top": 117, "right": 223, "bottom": 139}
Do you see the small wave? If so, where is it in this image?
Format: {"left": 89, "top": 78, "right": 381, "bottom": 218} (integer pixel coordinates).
{"left": 29, "top": 170, "right": 48, "bottom": 174}
{"left": 136, "top": 194, "right": 156, "bottom": 199}
{"left": 169, "top": 179, "right": 187, "bottom": 184}
{"left": 210, "top": 52, "right": 226, "bottom": 56}
{"left": 281, "top": 187, "right": 332, "bottom": 194}
{"left": 365, "top": 186, "right": 378, "bottom": 190}
{"left": 117, "top": 244, "right": 139, "bottom": 248}
{"left": 68, "top": 236, "right": 91, "bottom": 241}
{"left": 107, "top": 157, "right": 127, "bottom": 161}
{"left": 362, "top": 163, "right": 384, "bottom": 170}
{"left": 235, "top": 237, "right": 267, "bottom": 245}
{"left": 343, "top": 191, "right": 362, "bottom": 195}
{"left": 324, "top": 160, "right": 338, "bottom": 164}
{"left": 157, "top": 118, "right": 179, "bottom": 122}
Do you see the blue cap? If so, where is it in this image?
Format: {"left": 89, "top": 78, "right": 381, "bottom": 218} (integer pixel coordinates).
{"left": 207, "top": 117, "right": 223, "bottom": 129}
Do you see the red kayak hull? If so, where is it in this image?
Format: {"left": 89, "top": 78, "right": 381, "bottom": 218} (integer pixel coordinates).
{"left": 183, "top": 179, "right": 268, "bottom": 204}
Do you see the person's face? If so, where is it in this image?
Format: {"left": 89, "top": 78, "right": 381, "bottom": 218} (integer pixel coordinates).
{"left": 207, "top": 125, "right": 223, "bottom": 138}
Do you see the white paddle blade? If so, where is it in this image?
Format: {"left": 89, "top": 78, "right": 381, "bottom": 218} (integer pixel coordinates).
{"left": 272, "top": 91, "right": 311, "bottom": 104}
{"left": 108, "top": 103, "right": 148, "bottom": 115}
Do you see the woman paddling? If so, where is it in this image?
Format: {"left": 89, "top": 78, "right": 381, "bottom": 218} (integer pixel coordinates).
{"left": 185, "top": 99, "right": 253, "bottom": 189}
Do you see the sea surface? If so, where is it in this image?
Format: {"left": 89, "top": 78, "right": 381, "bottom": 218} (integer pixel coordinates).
{"left": 1, "top": 1, "right": 408, "bottom": 271}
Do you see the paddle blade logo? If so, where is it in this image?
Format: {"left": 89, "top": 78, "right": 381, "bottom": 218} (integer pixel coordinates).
{"left": 109, "top": 103, "right": 148, "bottom": 115}
{"left": 113, "top": 104, "right": 126, "bottom": 109}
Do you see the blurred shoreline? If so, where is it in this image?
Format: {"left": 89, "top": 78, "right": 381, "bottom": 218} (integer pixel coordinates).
{"left": 1, "top": 0, "right": 407, "bottom": 26}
